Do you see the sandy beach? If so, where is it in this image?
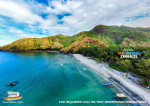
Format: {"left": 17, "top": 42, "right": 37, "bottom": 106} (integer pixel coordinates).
{"left": 73, "top": 54, "right": 150, "bottom": 105}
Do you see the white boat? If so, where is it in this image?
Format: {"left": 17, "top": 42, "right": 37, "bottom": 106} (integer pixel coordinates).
{"left": 83, "top": 68, "right": 87, "bottom": 70}
{"left": 113, "top": 93, "right": 127, "bottom": 98}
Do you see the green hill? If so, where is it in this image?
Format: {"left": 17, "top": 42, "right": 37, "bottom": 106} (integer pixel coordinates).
{"left": 0, "top": 35, "right": 74, "bottom": 51}
{"left": 74, "top": 25, "right": 150, "bottom": 46}
{"left": 0, "top": 25, "right": 150, "bottom": 52}
{"left": 60, "top": 35, "right": 107, "bottom": 53}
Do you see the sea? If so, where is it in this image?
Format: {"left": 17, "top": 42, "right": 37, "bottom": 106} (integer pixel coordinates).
{"left": 0, "top": 51, "right": 130, "bottom": 106}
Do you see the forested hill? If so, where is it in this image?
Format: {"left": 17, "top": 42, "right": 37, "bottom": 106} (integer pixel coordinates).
{"left": 0, "top": 25, "right": 150, "bottom": 52}
{"left": 75, "top": 25, "right": 150, "bottom": 47}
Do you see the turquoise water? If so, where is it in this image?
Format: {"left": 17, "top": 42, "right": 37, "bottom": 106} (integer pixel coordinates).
{"left": 0, "top": 51, "right": 128, "bottom": 106}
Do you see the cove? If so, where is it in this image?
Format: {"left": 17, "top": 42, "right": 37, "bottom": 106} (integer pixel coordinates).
{"left": 0, "top": 51, "right": 128, "bottom": 106}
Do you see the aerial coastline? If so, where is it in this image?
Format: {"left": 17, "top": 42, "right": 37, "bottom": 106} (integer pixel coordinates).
{"left": 73, "top": 54, "right": 150, "bottom": 105}
{"left": 0, "top": 0, "right": 150, "bottom": 105}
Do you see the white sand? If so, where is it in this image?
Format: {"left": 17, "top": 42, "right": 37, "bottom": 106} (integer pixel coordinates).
{"left": 73, "top": 54, "right": 150, "bottom": 104}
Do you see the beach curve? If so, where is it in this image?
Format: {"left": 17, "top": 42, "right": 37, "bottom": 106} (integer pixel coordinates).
{"left": 73, "top": 54, "right": 150, "bottom": 105}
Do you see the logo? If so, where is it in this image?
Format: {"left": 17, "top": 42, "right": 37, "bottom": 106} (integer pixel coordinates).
{"left": 118, "top": 49, "right": 146, "bottom": 59}
{"left": 3, "top": 91, "right": 22, "bottom": 101}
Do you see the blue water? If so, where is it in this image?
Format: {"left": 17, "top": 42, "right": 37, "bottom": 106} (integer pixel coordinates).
{"left": 0, "top": 51, "right": 129, "bottom": 106}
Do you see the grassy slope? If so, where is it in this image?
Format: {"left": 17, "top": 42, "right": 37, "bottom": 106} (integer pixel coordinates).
{"left": 0, "top": 35, "right": 71, "bottom": 51}
{"left": 1, "top": 25, "right": 150, "bottom": 52}
{"left": 60, "top": 35, "right": 107, "bottom": 53}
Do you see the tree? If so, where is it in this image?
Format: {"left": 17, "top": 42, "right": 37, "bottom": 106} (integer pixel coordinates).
{"left": 136, "top": 59, "right": 150, "bottom": 85}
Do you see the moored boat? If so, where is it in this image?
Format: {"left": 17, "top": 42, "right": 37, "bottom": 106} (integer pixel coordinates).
{"left": 113, "top": 93, "right": 127, "bottom": 99}
{"left": 102, "top": 81, "right": 114, "bottom": 86}
{"left": 5, "top": 81, "right": 18, "bottom": 87}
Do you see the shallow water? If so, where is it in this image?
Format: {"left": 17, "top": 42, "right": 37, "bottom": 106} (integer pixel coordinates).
{"left": 0, "top": 51, "right": 129, "bottom": 106}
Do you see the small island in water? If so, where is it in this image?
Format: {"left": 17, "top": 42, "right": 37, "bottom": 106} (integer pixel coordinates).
{"left": 0, "top": 25, "right": 150, "bottom": 106}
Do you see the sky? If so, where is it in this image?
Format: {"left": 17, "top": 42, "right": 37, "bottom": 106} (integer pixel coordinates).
{"left": 0, "top": 0, "right": 150, "bottom": 46}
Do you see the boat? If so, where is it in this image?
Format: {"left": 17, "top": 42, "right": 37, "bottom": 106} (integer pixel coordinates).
{"left": 83, "top": 68, "right": 87, "bottom": 70}
{"left": 60, "top": 63, "right": 63, "bottom": 67}
{"left": 113, "top": 93, "right": 127, "bottom": 99}
{"left": 3, "top": 91, "right": 22, "bottom": 101}
{"left": 5, "top": 81, "right": 18, "bottom": 87}
{"left": 102, "top": 81, "right": 114, "bottom": 86}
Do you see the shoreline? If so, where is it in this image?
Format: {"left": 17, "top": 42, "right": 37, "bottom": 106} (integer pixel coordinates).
{"left": 0, "top": 49, "right": 59, "bottom": 52}
{"left": 0, "top": 50, "right": 59, "bottom": 53}
{"left": 73, "top": 54, "right": 150, "bottom": 105}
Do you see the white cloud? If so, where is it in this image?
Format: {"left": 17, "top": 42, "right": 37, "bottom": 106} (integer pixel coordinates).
{"left": 0, "top": 0, "right": 150, "bottom": 46}
{"left": 38, "top": 0, "right": 150, "bottom": 35}
{"left": 46, "top": 1, "right": 83, "bottom": 14}
{"left": 9, "top": 27, "right": 23, "bottom": 34}
{"left": 0, "top": 39, "right": 13, "bottom": 46}
{"left": 16, "top": 33, "right": 46, "bottom": 38}
{"left": 60, "top": 0, "right": 150, "bottom": 32}
{"left": 126, "top": 17, "right": 150, "bottom": 28}
{"left": 0, "top": 0, "right": 42, "bottom": 24}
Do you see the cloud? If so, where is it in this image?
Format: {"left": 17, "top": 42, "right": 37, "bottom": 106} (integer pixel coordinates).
{"left": 16, "top": 33, "right": 46, "bottom": 38}
{"left": 0, "top": 39, "right": 13, "bottom": 46}
{"left": 0, "top": 0, "right": 150, "bottom": 46}
{"left": 9, "top": 27, "right": 23, "bottom": 34}
{"left": 61, "top": 0, "right": 150, "bottom": 31}
{"left": 126, "top": 17, "right": 150, "bottom": 28}
{"left": 0, "top": 0, "right": 42, "bottom": 24}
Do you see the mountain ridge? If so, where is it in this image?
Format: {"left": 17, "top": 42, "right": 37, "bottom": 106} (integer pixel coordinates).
{"left": 0, "top": 24, "right": 150, "bottom": 53}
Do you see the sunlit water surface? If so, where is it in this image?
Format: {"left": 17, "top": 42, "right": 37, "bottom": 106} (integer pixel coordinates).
{"left": 0, "top": 51, "right": 129, "bottom": 106}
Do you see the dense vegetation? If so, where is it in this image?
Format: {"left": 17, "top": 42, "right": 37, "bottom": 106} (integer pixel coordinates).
{"left": 0, "top": 25, "right": 150, "bottom": 52}
{"left": 78, "top": 47, "right": 150, "bottom": 86}
{"left": 74, "top": 25, "right": 150, "bottom": 47}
